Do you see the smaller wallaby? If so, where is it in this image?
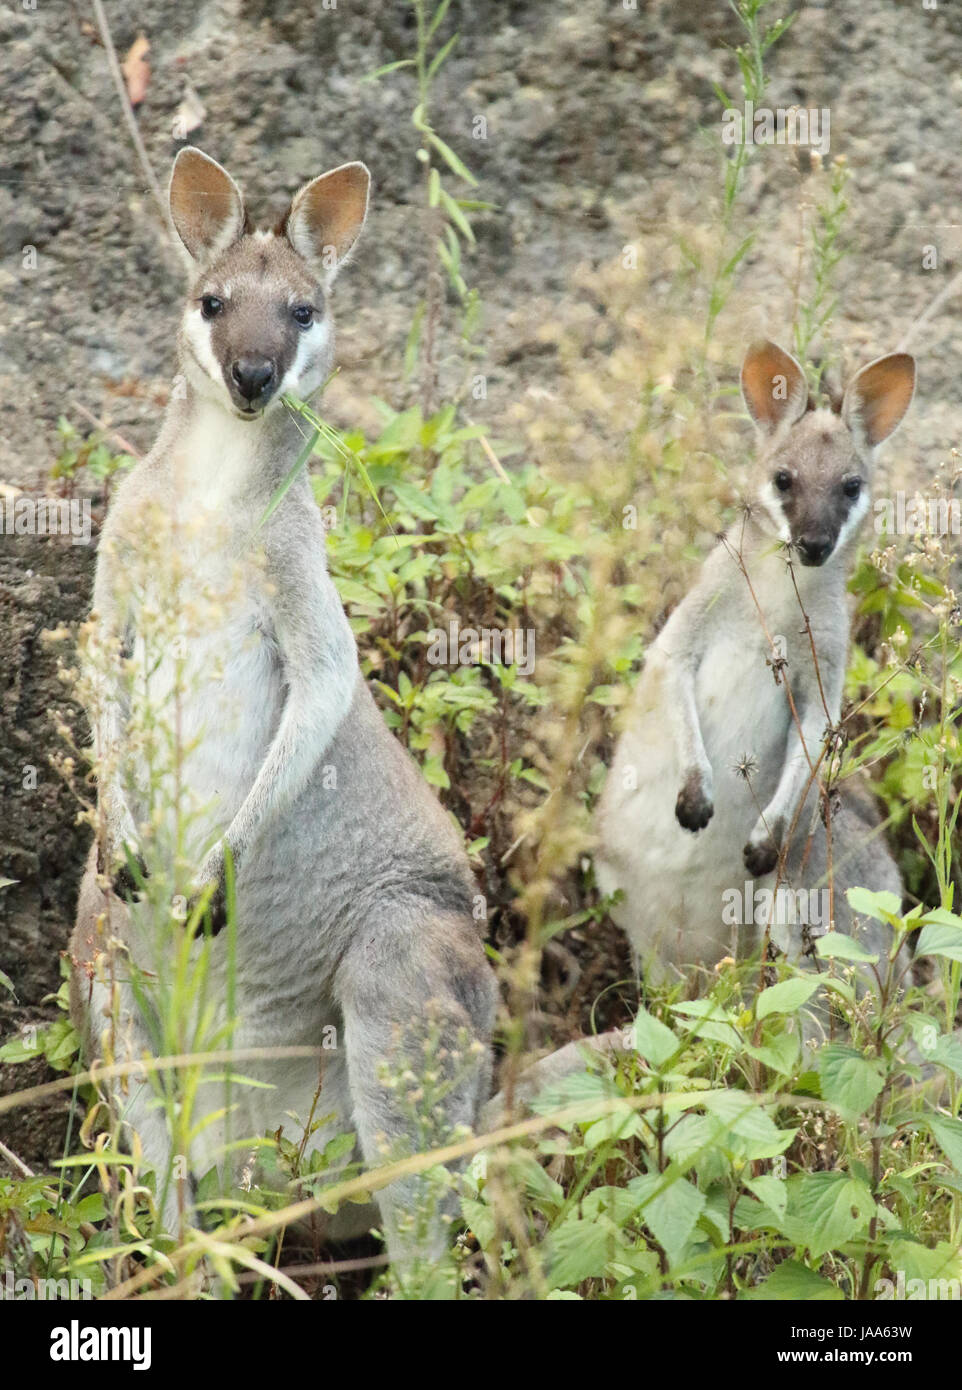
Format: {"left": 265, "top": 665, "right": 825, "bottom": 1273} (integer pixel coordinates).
{"left": 596, "top": 340, "right": 915, "bottom": 995}
{"left": 69, "top": 149, "right": 497, "bottom": 1272}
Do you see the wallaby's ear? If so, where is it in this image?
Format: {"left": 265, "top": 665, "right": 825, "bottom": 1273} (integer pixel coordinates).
{"left": 284, "top": 162, "right": 371, "bottom": 285}
{"left": 169, "top": 147, "right": 246, "bottom": 263}
{"left": 842, "top": 353, "right": 916, "bottom": 448}
{"left": 741, "top": 340, "right": 809, "bottom": 434}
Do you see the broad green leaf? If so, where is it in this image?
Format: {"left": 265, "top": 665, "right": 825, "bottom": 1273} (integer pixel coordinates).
{"left": 746, "top": 1175, "right": 788, "bottom": 1222}
{"left": 916, "top": 924, "right": 962, "bottom": 964}
{"left": 928, "top": 1113, "right": 962, "bottom": 1172}
{"left": 781, "top": 1171, "right": 875, "bottom": 1256}
{"left": 815, "top": 931, "right": 879, "bottom": 964}
{"left": 581, "top": 1185, "right": 647, "bottom": 1225}
{"left": 629, "top": 1173, "right": 706, "bottom": 1268}
{"left": 583, "top": 1107, "right": 642, "bottom": 1148}
{"left": 817, "top": 1044, "right": 885, "bottom": 1120}
{"left": 756, "top": 976, "right": 820, "bottom": 1019}
{"left": 528, "top": 1068, "right": 622, "bottom": 1126}
{"left": 744, "top": 1260, "right": 844, "bottom": 1301}
{"left": 461, "top": 1196, "right": 496, "bottom": 1248}
{"left": 745, "top": 1029, "right": 800, "bottom": 1076}
{"left": 845, "top": 887, "right": 903, "bottom": 922}
{"left": 670, "top": 998, "right": 743, "bottom": 1047}
{"left": 632, "top": 1007, "right": 680, "bottom": 1068}
{"left": 919, "top": 907, "right": 962, "bottom": 929}
{"left": 544, "top": 1217, "right": 622, "bottom": 1286}
{"left": 702, "top": 1092, "right": 795, "bottom": 1160}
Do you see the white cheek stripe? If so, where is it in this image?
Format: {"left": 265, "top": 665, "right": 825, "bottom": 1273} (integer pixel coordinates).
{"left": 757, "top": 480, "right": 792, "bottom": 544}
{"left": 277, "top": 317, "right": 332, "bottom": 399}
{"left": 835, "top": 491, "right": 870, "bottom": 552}
{"left": 183, "top": 308, "right": 225, "bottom": 389}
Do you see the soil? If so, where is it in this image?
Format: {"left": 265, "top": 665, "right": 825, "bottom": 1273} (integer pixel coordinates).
{"left": 2, "top": 0, "right": 961, "bottom": 1174}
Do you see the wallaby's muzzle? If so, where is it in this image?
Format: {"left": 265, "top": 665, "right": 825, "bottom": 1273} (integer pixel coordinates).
{"left": 795, "top": 532, "right": 835, "bottom": 566}
{"left": 228, "top": 354, "right": 277, "bottom": 415}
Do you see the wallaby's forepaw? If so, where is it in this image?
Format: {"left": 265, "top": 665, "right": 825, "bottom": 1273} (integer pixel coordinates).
{"left": 108, "top": 854, "right": 149, "bottom": 901}
{"left": 675, "top": 771, "right": 714, "bottom": 832}
{"left": 743, "top": 837, "right": 778, "bottom": 877}
{"left": 189, "top": 883, "right": 227, "bottom": 936}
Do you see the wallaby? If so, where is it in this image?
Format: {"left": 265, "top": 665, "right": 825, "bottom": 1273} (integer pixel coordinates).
{"left": 69, "top": 148, "right": 497, "bottom": 1269}
{"left": 595, "top": 340, "right": 916, "bottom": 997}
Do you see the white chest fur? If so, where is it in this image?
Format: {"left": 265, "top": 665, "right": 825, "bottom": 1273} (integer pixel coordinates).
{"left": 122, "top": 413, "right": 287, "bottom": 862}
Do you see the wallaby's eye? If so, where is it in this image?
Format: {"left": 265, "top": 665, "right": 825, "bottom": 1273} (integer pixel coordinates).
{"left": 292, "top": 305, "right": 314, "bottom": 328}
{"left": 773, "top": 470, "right": 793, "bottom": 493}
{"left": 200, "top": 295, "right": 224, "bottom": 320}
{"left": 843, "top": 477, "right": 862, "bottom": 500}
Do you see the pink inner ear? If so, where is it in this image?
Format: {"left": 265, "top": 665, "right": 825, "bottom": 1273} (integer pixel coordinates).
{"left": 290, "top": 166, "right": 369, "bottom": 270}
{"left": 742, "top": 343, "right": 806, "bottom": 427}
{"left": 170, "top": 152, "right": 243, "bottom": 256}
{"left": 851, "top": 357, "right": 915, "bottom": 445}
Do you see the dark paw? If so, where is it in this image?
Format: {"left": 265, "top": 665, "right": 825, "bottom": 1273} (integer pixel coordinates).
{"left": 675, "top": 773, "right": 714, "bottom": 832}
{"left": 189, "top": 884, "right": 227, "bottom": 937}
{"left": 110, "top": 854, "right": 149, "bottom": 901}
{"left": 743, "top": 839, "right": 778, "bottom": 877}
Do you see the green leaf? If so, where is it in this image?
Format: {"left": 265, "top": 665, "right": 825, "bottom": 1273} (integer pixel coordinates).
{"left": 817, "top": 1044, "right": 885, "bottom": 1120}
{"left": 0, "top": 968, "right": 13, "bottom": 994}
{"left": 845, "top": 887, "right": 903, "bottom": 922}
{"left": 427, "top": 31, "right": 459, "bottom": 80}
{"left": 746, "top": 1175, "right": 788, "bottom": 1222}
{"left": 438, "top": 187, "right": 476, "bottom": 244}
{"left": 629, "top": 1174, "right": 706, "bottom": 1268}
{"left": 427, "top": 132, "right": 478, "bottom": 187}
{"left": 745, "top": 1029, "right": 800, "bottom": 1076}
{"left": 427, "top": 0, "right": 453, "bottom": 37}
{"left": 374, "top": 406, "right": 423, "bottom": 453}
{"left": 581, "top": 1185, "right": 647, "bottom": 1225}
{"left": 815, "top": 932, "right": 879, "bottom": 964}
{"left": 744, "top": 1260, "right": 844, "bottom": 1301}
{"left": 0, "top": 1032, "right": 43, "bottom": 1063}
{"left": 544, "top": 1217, "right": 621, "bottom": 1286}
{"left": 631, "top": 1007, "right": 680, "bottom": 1068}
{"left": 928, "top": 1113, "right": 962, "bottom": 1172}
{"left": 361, "top": 58, "right": 415, "bottom": 82}
{"left": 756, "top": 976, "right": 820, "bottom": 1019}
{"left": 781, "top": 1171, "right": 875, "bottom": 1257}
{"left": 916, "top": 924, "right": 962, "bottom": 964}
{"left": 919, "top": 907, "right": 962, "bottom": 929}
{"left": 528, "top": 1068, "right": 621, "bottom": 1127}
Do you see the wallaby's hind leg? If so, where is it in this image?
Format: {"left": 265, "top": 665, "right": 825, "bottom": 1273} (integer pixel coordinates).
{"left": 335, "top": 906, "right": 496, "bottom": 1267}
{"left": 69, "top": 843, "right": 182, "bottom": 1229}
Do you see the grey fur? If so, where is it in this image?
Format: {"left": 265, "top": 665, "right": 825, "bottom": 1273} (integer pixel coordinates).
{"left": 69, "top": 150, "right": 496, "bottom": 1270}
{"left": 596, "top": 341, "right": 916, "bottom": 1009}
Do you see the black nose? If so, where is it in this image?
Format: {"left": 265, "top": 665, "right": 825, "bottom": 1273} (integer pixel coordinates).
{"left": 230, "top": 356, "right": 275, "bottom": 404}
{"left": 796, "top": 534, "right": 833, "bottom": 566}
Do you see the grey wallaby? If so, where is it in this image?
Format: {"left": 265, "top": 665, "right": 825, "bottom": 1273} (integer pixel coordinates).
{"left": 596, "top": 340, "right": 916, "bottom": 1002}
{"left": 69, "top": 148, "right": 497, "bottom": 1269}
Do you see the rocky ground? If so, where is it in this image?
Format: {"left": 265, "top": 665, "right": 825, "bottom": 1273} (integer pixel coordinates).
{"left": 2, "top": 0, "right": 961, "bottom": 1168}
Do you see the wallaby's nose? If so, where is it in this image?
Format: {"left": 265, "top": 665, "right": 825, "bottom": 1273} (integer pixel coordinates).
{"left": 796, "top": 534, "right": 833, "bottom": 567}
{"left": 230, "top": 356, "right": 276, "bottom": 406}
